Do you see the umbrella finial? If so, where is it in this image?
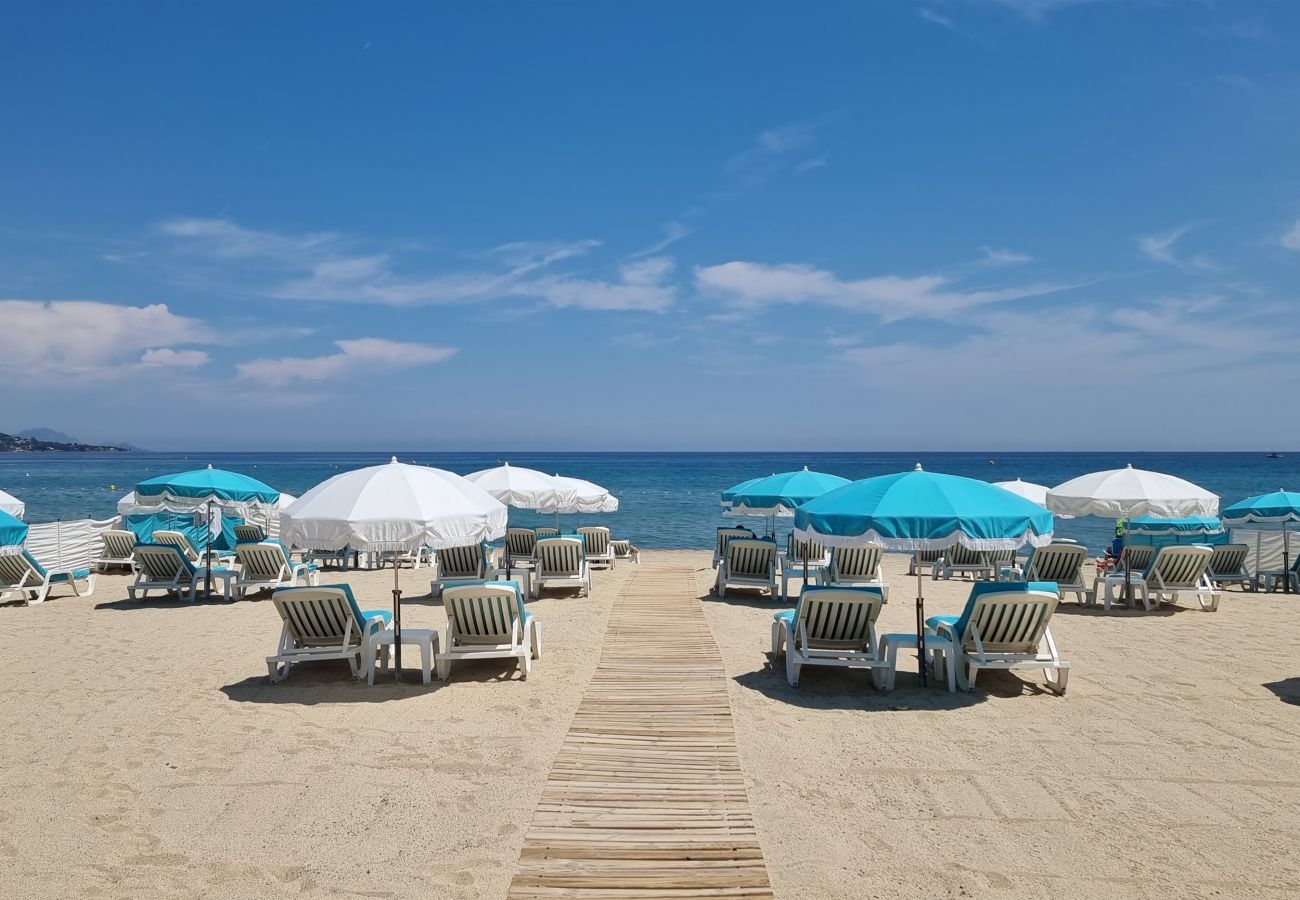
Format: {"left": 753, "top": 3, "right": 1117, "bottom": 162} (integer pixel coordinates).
{"left": 803, "top": 465, "right": 810, "bottom": 471}
{"left": 390, "top": 456, "right": 399, "bottom": 463}
{"left": 914, "top": 463, "right": 924, "bottom": 471}
{"left": 207, "top": 463, "right": 213, "bottom": 469}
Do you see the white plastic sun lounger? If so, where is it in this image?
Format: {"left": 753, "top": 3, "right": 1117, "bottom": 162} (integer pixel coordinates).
{"left": 233, "top": 541, "right": 319, "bottom": 598}
{"left": 1133, "top": 545, "right": 1221, "bottom": 612}
{"left": 713, "top": 527, "right": 755, "bottom": 569}
{"left": 532, "top": 537, "right": 591, "bottom": 598}
{"left": 437, "top": 580, "right": 541, "bottom": 681}
{"left": 266, "top": 584, "right": 393, "bottom": 683}
{"left": 816, "top": 544, "right": 887, "bottom": 598}
{"left": 715, "top": 537, "right": 777, "bottom": 599}
{"left": 504, "top": 528, "right": 538, "bottom": 570}
{"left": 97, "top": 529, "right": 138, "bottom": 572}
{"left": 232, "top": 523, "right": 266, "bottom": 544}
{"left": 908, "top": 549, "right": 944, "bottom": 577}
{"left": 934, "top": 544, "right": 1000, "bottom": 581}
{"left": 1022, "top": 542, "right": 1089, "bottom": 604}
{"left": 0, "top": 551, "right": 96, "bottom": 606}
{"left": 927, "top": 582, "right": 1070, "bottom": 695}
{"left": 1207, "top": 543, "right": 1253, "bottom": 591}
{"left": 430, "top": 543, "right": 491, "bottom": 597}
{"left": 578, "top": 526, "right": 615, "bottom": 570}
{"left": 152, "top": 529, "right": 233, "bottom": 567}
{"left": 770, "top": 586, "right": 888, "bottom": 687}
{"left": 127, "top": 544, "right": 201, "bottom": 602}
{"left": 778, "top": 534, "right": 830, "bottom": 600}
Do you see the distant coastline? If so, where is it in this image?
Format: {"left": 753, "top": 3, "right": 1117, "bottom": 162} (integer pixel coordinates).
{"left": 0, "top": 432, "right": 129, "bottom": 453}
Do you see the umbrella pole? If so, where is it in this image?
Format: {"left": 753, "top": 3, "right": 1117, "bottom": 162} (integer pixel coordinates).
{"left": 1285, "top": 522, "right": 1291, "bottom": 595}
{"left": 1123, "top": 519, "right": 1132, "bottom": 608}
{"left": 392, "top": 558, "right": 403, "bottom": 681}
{"left": 915, "top": 562, "right": 928, "bottom": 688}
{"left": 204, "top": 498, "right": 213, "bottom": 600}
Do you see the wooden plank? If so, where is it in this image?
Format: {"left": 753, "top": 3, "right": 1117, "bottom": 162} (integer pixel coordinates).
{"left": 506, "top": 563, "right": 774, "bottom": 899}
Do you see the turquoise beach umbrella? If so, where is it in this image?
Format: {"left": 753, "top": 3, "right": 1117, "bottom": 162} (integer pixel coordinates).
{"left": 0, "top": 509, "right": 28, "bottom": 553}
{"left": 1128, "top": 515, "right": 1224, "bottom": 536}
{"left": 1221, "top": 490, "right": 1300, "bottom": 594}
{"left": 722, "top": 467, "right": 851, "bottom": 516}
{"left": 794, "top": 465, "right": 1054, "bottom": 687}
{"left": 135, "top": 464, "right": 280, "bottom": 505}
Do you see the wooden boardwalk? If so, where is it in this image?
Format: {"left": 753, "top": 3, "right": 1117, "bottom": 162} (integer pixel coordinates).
{"left": 506, "top": 563, "right": 773, "bottom": 899}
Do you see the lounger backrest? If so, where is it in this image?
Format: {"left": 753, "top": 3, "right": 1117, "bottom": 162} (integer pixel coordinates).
{"left": 1025, "top": 543, "right": 1087, "bottom": 584}
{"left": 152, "top": 530, "right": 200, "bottom": 561}
{"left": 235, "top": 542, "right": 291, "bottom": 579}
{"left": 101, "top": 529, "right": 137, "bottom": 560}
{"left": 829, "top": 544, "right": 882, "bottom": 580}
{"left": 794, "top": 586, "right": 884, "bottom": 649}
{"left": 535, "top": 537, "right": 584, "bottom": 576}
{"left": 716, "top": 528, "right": 754, "bottom": 558}
{"left": 725, "top": 538, "right": 776, "bottom": 577}
{"left": 1208, "top": 543, "right": 1248, "bottom": 577}
{"left": 578, "top": 526, "right": 611, "bottom": 557}
{"left": 0, "top": 553, "right": 37, "bottom": 588}
{"left": 1148, "top": 545, "right": 1213, "bottom": 589}
{"left": 535, "top": 527, "right": 559, "bottom": 538}
{"left": 1120, "top": 544, "right": 1157, "bottom": 573}
{"left": 233, "top": 523, "right": 266, "bottom": 543}
{"left": 133, "top": 544, "right": 195, "bottom": 580}
{"left": 946, "top": 544, "right": 985, "bottom": 566}
{"left": 436, "top": 543, "right": 485, "bottom": 579}
{"left": 961, "top": 588, "right": 1060, "bottom": 653}
{"left": 443, "top": 581, "right": 526, "bottom": 645}
{"left": 271, "top": 586, "right": 368, "bottom": 648}
{"left": 786, "top": 534, "right": 826, "bottom": 564}
{"left": 506, "top": 528, "right": 537, "bottom": 557}
{"left": 950, "top": 581, "right": 1058, "bottom": 646}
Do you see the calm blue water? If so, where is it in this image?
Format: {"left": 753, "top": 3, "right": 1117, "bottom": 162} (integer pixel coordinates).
{"left": 1, "top": 451, "right": 1296, "bottom": 552}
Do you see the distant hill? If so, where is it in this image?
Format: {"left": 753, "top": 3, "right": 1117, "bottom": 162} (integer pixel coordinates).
{"left": 18, "top": 427, "right": 80, "bottom": 444}
{"left": 1, "top": 431, "right": 128, "bottom": 453}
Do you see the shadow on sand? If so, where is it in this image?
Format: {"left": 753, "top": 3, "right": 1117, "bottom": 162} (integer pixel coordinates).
{"left": 1263, "top": 677, "right": 1300, "bottom": 706}
{"left": 221, "top": 657, "right": 527, "bottom": 705}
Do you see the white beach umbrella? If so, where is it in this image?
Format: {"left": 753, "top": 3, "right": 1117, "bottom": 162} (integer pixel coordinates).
{"left": 541, "top": 475, "right": 619, "bottom": 515}
{"left": 992, "top": 478, "right": 1051, "bottom": 507}
{"left": 280, "top": 458, "right": 507, "bottom": 680}
{"left": 0, "top": 488, "right": 24, "bottom": 519}
{"left": 464, "top": 463, "right": 572, "bottom": 510}
{"left": 1046, "top": 465, "right": 1218, "bottom": 519}
{"left": 1047, "top": 464, "right": 1218, "bottom": 603}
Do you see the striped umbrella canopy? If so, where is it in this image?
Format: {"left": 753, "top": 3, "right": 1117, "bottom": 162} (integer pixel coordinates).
{"left": 1220, "top": 490, "right": 1300, "bottom": 594}
{"left": 0, "top": 509, "right": 28, "bottom": 556}
{"left": 135, "top": 464, "right": 280, "bottom": 513}
{"left": 1128, "top": 515, "right": 1224, "bottom": 536}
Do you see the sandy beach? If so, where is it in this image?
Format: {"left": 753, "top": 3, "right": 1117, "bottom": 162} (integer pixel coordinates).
{"left": 2, "top": 550, "right": 1298, "bottom": 899}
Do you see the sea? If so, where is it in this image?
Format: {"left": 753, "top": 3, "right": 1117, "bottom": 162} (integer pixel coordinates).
{"left": 2, "top": 451, "right": 1295, "bottom": 553}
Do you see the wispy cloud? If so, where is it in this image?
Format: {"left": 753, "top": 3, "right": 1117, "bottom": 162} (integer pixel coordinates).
{"left": 628, "top": 221, "right": 692, "bottom": 258}
{"left": 979, "top": 246, "right": 1033, "bottom": 266}
{"left": 918, "top": 8, "right": 958, "bottom": 29}
{"left": 694, "top": 260, "right": 1072, "bottom": 321}
{"left": 236, "top": 338, "right": 458, "bottom": 386}
{"left": 525, "top": 257, "right": 676, "bottom": 312}
{"left": 1280, "top": 219, "right": 1300, "bottom": 252}
{"left": 1137, "top": 222, "right": 1218, "bottom": 270}
{"left": 723, "top": 120, "right": 826, "bottom": 192}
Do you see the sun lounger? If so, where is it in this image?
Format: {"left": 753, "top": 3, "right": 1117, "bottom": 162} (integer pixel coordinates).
{"left": 715, "top": 537, "right": 777, "bottom": 599}
{"left": 430, "top": 543, "right": 491, "bottom": 597}
{"left": 578, "top": 526, "right": 615, "bottom": 570}
{"left": 611, "top": 539, "right": 640, "bottom": 564}
{"left": 233, "top": 523, "right": 266, "bottom": 543}
{"left": 532, "top": 537, "right": 590, "bottom": 598}
{"left": 713, "top": 526, "right": 756, "bottom": 569}
{"left": 152, "top": 529, "right": 233, "bottom": 567}
{"left": 1208, "top": 543, "right": 1253, "bottom": 591}
{"left": 934, "top": 544, "right": 1001, "bottom": 581}
{"left": 233, "top": 541, "right": 320, "bottom": 598}
{"left": 927, "top": 582, "right": 1070, "bottom": 695}
{"left": 0, "top": 550, "right": 95, "bottom": 606}
{"left": 505, "top": 528, "right": 538, "bottom": 570}
{"left": 908, "top": 549, "right": 944, "bottom": 577}
{"left": 97, "top": 529, "right": 138, "bottom": 572}
{"left": 816, "top": 544, "right": 887, "bottom": 598}
{"left": 1261, "top": 554, "right": 1300, "bottom": 593}
{"left": 535, "top": 527, "right": 559, "bottom": 538}
{"left": 778, "top": 534, "right": 830, "bottom": 600}
{"left": 770, "top": 586, "right": 887, "bottom": 687}
{"left": 437, "top": 580, "right": 541, "bottom": 681}
{"left": 127, "top": 544, "right": 201, "bottom": 602}
{"left": 266, "top": 584, "right": 393, "bottom": 683}
{"left": 1136, "top": 545, "right": 1221, "bottom": 611}
{"left": 1022, "top": 542, "right": 1089, "bottom": 604}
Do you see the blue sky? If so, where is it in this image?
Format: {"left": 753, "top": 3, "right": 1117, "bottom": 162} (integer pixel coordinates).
{"left": 2, "top": 0, "right": 1299, "bottom": 451}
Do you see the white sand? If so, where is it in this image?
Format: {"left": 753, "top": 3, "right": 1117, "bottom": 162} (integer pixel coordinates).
{"left": 1, "top": 551, "right": 1298, "bottom": 898}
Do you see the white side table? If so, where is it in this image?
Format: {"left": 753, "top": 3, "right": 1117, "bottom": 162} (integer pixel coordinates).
{"left": 369, "top": 627, "right": 439, "bottom": 685}
{"left": 879, "top": 632, "right": 956, "bottom": 692}
{"left": 204, "top": 566, "right": 238, "bottom": 601}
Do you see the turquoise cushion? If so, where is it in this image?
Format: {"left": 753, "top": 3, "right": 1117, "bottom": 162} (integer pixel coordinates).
{"left": 21, "top": 551, "right": 47, "bottom": 579}
{"left": 360, "top": 608, "right": 393, "bottom": 626}
{"left": 48, "top": 568, "right": 91, "bottom": 582}
{"left": 933, "top": 581, "right": 1058, "bottom": 640}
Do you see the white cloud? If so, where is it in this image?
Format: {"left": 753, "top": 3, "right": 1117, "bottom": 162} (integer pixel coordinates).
{"left": 139, "top": 348, "right": 209, "bottom": 368}
{"left": 0, "top": 300, "right": 207, "bottom": 376}
{"left": 1138, "top": 223, "right": 1218, "bottom": 270}
{"left": 526, "top": 257, "right": 676, "bottom": 312}
{"left": 919, "top": 8, "right": 958, "bottom": 29}
{"left": 159, "top": 217, "right": 337, "bottom": 263}
{"left": 236, "top": 338, "right": 459, "bottom": 387}
{"left": 694, "top": 260, "right": 1070, "bottom": 321}
{"left": 980, "top": 246, "right": 1032, "bottom": 265}
{"left": 629, "top": 221, "right": 692, "bottom": 258}
{"left": 1280, "top": 219, "right": 1300, "bottom": 252}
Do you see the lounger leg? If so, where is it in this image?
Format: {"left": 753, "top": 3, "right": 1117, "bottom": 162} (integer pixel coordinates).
{"left": 531, "top": 621, "right": 543, "bottom": 659}
{"left": 267, "top": 659, "right": 289, "bottom": 683}
{"left": 770, "top": 620, "right": 784, "bottom": 657}
{"left": 1044, "top": 666, "right": 1069, "bottom": 696}
{"left": 785, "top": 649, "right": 801, "bottom": 687}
